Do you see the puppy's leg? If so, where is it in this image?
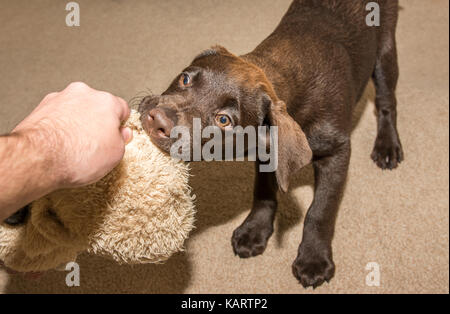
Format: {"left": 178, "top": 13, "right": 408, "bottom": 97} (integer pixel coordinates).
{"left": 371, "top": 32, "right": 404, "bottom": 169}
{"left": 232, "top": 162, "right": 277, "bottom": 258}
{"left": 292, "top": 140, "right": 350, "bottom": 288}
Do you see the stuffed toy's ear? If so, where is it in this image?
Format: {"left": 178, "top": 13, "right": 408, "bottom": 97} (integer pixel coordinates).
{"left": 267, "top": 99, "right": 312, "bottom": 192}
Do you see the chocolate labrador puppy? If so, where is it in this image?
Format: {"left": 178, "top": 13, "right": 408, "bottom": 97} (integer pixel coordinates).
{"left": 4, "top": 0, "right": 401, "bottom": 288}
{"left": 143, "top": 0, "right": 403, "bottom": 288}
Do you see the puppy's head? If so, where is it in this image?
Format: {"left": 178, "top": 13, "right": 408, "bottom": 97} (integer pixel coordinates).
{"left": 139, "top": 46, "right": 312, "bottom": 191}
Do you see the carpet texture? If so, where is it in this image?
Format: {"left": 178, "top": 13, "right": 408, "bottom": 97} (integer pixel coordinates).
{"left": 0, "top": 0, "right": 448, "bottom": 294}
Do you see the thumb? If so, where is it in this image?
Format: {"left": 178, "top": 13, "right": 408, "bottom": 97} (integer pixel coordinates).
{"left": 120, "top": 127, "right": 133, "bottom": 145}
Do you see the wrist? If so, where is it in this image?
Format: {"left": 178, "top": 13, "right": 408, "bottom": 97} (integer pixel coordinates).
{"left": 11, "top": 126, "right": 64, "bottom": 192}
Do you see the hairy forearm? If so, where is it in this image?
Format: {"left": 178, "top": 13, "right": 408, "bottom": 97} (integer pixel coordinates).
{"left": 0, "top": 130, "right": 59, "bottom": 221}
{"left": 0, "top": 82, "right": 131, "bottom": 222}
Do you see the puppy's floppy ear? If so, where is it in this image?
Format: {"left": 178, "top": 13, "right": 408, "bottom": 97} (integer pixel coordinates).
{"left": 266, "top": 98, "right": 312, "bottom": 192}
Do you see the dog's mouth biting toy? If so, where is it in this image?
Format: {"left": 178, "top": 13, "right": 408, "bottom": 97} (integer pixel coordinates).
{"left": 0, "top": 110, "right": 196, "bottom": 272}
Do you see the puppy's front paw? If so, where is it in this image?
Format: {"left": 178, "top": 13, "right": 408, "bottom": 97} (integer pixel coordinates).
{"left": 232, "top": 222, "right": 273, "bottom": 258}
{"left": 292, "top": 246, "right": 335, "bottom": 289}
{"left": 371, "top": 130, "right": 404, "bottom": 170}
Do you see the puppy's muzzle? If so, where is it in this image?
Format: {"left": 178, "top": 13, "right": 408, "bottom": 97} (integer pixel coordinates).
{"left": 144, "top": 108, "right": 175, "bottom": 138}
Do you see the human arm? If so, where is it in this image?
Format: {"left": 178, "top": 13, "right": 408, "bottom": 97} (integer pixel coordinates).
{"left": 0, "top": 82, "right": 132, "bottom": 221}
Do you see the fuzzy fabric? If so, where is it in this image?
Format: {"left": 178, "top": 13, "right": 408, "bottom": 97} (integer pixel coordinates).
{"left": 0, "top": 110, "right": 196, "bottom": 272}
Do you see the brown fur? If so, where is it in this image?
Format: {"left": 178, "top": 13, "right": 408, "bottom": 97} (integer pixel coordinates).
{"left": 139, "top": 0, "right": 403, "bottom": 288}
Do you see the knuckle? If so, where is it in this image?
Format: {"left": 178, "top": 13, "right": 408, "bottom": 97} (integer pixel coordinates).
{"left": 96, "top": 92, "right": 117, "bottom": 111}
{"left": 99, "top": 91, "right": 116, "bottom": 102}
{"left": 43, "top": 92, "right": 58, "bottom": 101}
{"left": 68, "top": 81, "right": 89, "bottom": 90}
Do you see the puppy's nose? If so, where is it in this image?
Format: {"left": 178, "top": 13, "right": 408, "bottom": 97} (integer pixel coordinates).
{"left": 147, "top": 108, "right": 174, "bottom": 138}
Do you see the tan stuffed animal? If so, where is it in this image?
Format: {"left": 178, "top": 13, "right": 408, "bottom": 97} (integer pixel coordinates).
{"left": 0, "top": 110, "right": 196, "bottom": 272}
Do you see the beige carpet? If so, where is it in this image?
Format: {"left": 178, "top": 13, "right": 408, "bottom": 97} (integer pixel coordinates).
{"left": 0, "top": 0, "right": 448, "bottom": 294}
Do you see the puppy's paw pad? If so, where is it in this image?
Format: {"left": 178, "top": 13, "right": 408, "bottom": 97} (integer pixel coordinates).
{"left": 292, "top": 255, "right": 335, "bottom": 289}
{"left": 232, "top": 224, "right": 273, "bottom": 258}
{"left": 371, "top": 135, "right": 404, "bottom": 170}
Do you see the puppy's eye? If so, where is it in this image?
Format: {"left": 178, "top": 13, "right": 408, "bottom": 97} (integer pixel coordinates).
{"left": 215, "top": 114, "right": 232, "bottom": 128}
{"left": 179, "top": 73, "right": 191, "bottom": 87}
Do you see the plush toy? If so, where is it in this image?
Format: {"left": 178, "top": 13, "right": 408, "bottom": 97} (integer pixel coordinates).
{"left": 0, "top": 110, "right": 196, "bottom": 272}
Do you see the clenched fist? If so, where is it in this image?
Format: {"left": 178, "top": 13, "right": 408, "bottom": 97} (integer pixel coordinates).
{"left": 0, "top": 82, "right": 133, "bottom": 220}
{"left": 13, "top": 82, "right": 132, "bottom": 187}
